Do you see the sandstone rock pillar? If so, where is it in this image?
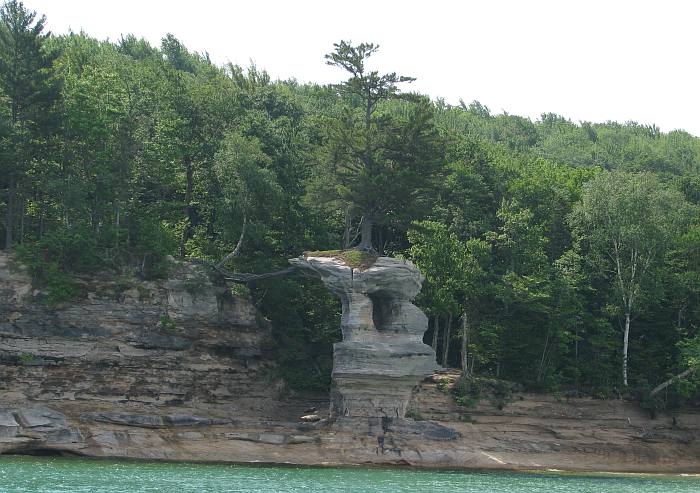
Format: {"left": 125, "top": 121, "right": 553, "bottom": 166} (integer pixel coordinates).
{"left": 289, "top": 255, "right": 437, "bottom": 418}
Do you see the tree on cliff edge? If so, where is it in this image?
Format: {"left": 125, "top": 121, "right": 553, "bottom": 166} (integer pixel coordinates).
{"left": 321, "top": 41, "right": 443, "bottom": 252}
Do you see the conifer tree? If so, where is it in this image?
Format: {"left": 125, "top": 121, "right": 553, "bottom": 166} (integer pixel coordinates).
{"left": 323, "top": 41, "right": 442, "bottom": 252}
{"left": 0, "top": 0, "right": 57, "bottom": 249}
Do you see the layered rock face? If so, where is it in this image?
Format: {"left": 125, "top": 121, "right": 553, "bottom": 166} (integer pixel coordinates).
{"left": 0, "top": 253, "right": 277, "bottom": 414}
{"left": 289, "top": 255, "right": 437, "bottom": 418}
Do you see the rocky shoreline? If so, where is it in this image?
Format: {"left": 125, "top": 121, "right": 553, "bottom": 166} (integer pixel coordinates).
{"left": 1, "top": 252, "right": 699, "bottom": 473}
{"left": 3, "top": 374, "right": 700, "bottom": 474}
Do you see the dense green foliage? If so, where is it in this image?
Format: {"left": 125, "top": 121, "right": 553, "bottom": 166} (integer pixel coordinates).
{"left": 1, "top": 1, "right": 699, "bottom": 404}
{"left": 316, "top": 41, "right": 442, "bottom": 250}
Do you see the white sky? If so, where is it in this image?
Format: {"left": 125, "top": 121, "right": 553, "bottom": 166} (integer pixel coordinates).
{"left": 23, "top": 0, "right": 700, "bottom": 136}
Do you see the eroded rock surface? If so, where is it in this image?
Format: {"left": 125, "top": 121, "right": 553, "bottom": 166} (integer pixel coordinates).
{"left": 289, "top": 255, "right": 437, "bottom": 418}
{"left": 0, "top": 253, "right": 276, "bottom": 413}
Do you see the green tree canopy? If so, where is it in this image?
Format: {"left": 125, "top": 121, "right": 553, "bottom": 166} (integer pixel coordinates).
{"left": 320, "top": 40, "right": 443, "bottom": 252}
{"left": 570, "top": 171, "right": 692, "bottom": 386}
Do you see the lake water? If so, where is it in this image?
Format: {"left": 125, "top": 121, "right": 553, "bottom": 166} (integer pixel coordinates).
{"left": 0, "top": 456, "right": 698, "bottom": 493}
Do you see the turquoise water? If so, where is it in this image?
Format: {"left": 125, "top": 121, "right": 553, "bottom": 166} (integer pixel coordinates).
{"left": 0, "top": 456, "right": 698, "bottom": 493}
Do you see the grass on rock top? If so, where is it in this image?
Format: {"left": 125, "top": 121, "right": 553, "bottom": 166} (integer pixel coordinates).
{"left": 303, "top": 249, "right": 378, "bottom": 270}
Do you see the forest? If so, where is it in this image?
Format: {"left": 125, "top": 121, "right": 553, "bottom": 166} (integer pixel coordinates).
{"left": 1, "top": 1, "right": 699, "bottom": 409}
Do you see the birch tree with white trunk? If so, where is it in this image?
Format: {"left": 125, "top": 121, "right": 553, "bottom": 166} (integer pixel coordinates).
{"left": 570, "top": 171, "right": 689, "bottom": 387}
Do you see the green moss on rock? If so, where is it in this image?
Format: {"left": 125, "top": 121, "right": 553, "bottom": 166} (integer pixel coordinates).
{"left": 303, "top": 249, "right": 378, "bottom": 270}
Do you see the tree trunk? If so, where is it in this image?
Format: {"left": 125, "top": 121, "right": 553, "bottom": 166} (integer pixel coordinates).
{"left": 376, "top": 225, "right": 384, "bottom": 256}
{"left": 358, "top": 213, "right": 373, "bottom": 250}
{"left": 461, "top": 313, "right": 470, "bottom": 376}
{"left": 217, "top": 213, "right": 247, "bottom": 268}
{"left": 342, "top": 206, "right": 352, "bottom": 249}
{"left": 431, "top": 314, "right": 439, "bottom": 352}
{"left": 442, "top": 313, "right": 452, "bottom": 367}
{"left": 677, "top": 304, "right": 686, "bottom": 331}
{"left": 650, "top": 368, "right": 695, "bottom": 398}
{"left": 179, "top": 160, "right": 194, "bottom": 258}
{"left": 19, "top": 199, "right": 24, "bottom": 244}
{"left": 115, "top": 204, "right": 121, "bottom": 254}
{"left": 537, "top": 330, "right": 550, "bottom": 383}
{"left": 4, "top": 179, "right": 15, "bottom": 251}
{"left": 623, "top": 310, "right": 631, "bottom": 386}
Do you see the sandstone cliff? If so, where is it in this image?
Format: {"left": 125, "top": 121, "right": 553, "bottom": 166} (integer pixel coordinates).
{"left": 0, "top": 253, "right": 278, "bottom": 413}
{"left": 1, "top": 252, "right": 699, "bottom": 472}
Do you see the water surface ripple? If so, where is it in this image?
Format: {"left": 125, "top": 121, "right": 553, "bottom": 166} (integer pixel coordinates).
{"left": 0, "top": 456, "right": 698, "bottom": 493}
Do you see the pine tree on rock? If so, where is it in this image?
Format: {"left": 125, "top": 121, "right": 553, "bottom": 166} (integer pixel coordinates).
{"left": 324, "top": 40, "right": 442, "bottom": 252}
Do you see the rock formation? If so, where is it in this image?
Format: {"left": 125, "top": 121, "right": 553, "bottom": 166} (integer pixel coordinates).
{"left": 289, "top": 255, "right": 437, "bottom": 419}
{"left": 0, "top": 253, "right": 277, "bottom": 412}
